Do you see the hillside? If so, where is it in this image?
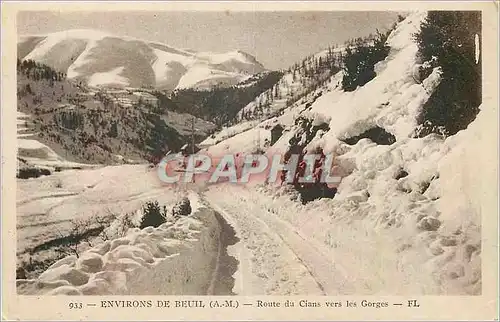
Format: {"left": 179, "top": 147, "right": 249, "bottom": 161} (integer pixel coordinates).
{"left": 18, "top": 29, "right": 266, "bottom": 91}
{"left": 17, "top": 59, "right": 216, "bottom": 167}
{"left": 168, "top": 71, "right": 283, "bottom": 126}
{"left": 202, "top": 24, "right": 394, "bottom": 146}
{"left": 196, "top": 11, "right": 484, "bottom": 294}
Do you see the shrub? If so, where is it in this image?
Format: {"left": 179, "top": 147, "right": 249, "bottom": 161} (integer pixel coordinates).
{"left": 50, "top": 217, "right": 106, "bottom": 258}
{"left": 17, "top": 167, "right": 51, "bottom": 179}
{"left": 171, "top": 197, "right": 192, "bottom": 217}
{"left": 414, "top": 11, "right": 481, "bottom": 137}
{"left": 140, "top": 200, "right": 167, "bottom": 229}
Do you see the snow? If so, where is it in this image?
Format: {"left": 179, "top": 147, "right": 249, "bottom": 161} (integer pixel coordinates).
{"left": 17, "top": 12, "right": 489, "bottom": 296}
{"left": 203, "top": 126, "right": 271, "bottom": 156}
{"left": 46, "top": 30, "right": 108, "bottom": 79}
{"left": 236, "top": 46, "right": 345, "bottom": 121}
{"left": 205, "top": 185, "right": 441, "bottom": 294}
{"left": 200, "top": 120, "right": 261, "bottom": 146}
{"left": 222, "top": 13, "right": 430, "bottom": 155}
{"left": 190, "top": 11, "right": 485, "bottom": 295}
{"left": 17, "top": 191, "right": 227, "bottom": 295}
{"left": 202, "top": 104, "right": 489, "bottom": 295}
{"left": 18, "top": 138, "right": 56, "bottom": 152}
{"left": 197, "top": 50, "right": 260, "bottom": 66}
{"left": 310, "top": 48, "right": 434, "bottom": 149}
{"left": 17, "top": 165, "right": 162, "bottom": 256}
{"left": 19, "top": 29, "right": 265, "bottom": 90}
{"left": 21, "top": 29, "right": 110, "bottom": 63}
{"left": 151, "top": 48, "right": 191, "bottom": 87}
{"left": 206, "top": 199, "right": 325, "bottom": 295}
{"left": 88, "top": 66, "right": 129, "bottom": 87}
{"left": 176, "top": 65, "right": 242, "bottom": 90}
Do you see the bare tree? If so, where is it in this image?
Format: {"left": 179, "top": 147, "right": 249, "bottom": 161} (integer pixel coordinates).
{"left": 53, "top": 218, "right": 92, "bottom": 258}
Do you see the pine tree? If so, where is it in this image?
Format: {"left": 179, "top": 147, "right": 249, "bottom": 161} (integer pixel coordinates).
{"left": 415, "top": 11, "right": 481, "bottom": 137}
{"left": 139, "top": 201, "right": 166, "bottom": 229}
{"left": 341, "top": 29, "right": 390, "bottom": 92}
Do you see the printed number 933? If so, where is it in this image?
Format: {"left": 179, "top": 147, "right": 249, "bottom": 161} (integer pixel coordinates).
{"left": 69, "top": 302, "right": 83, "bottom": 309}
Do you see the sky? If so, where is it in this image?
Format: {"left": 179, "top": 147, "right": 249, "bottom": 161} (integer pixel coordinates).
{"left": 18, "top": 11, "right": 402, "bottom": 70}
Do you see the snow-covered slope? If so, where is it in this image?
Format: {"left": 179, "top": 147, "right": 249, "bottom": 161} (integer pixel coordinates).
{"left": 236, "top": 46, "right": 344, "bottom": 122}
{"left": 17, "top": 193, "right": 226, "bottom": 295}
{"left": 16, "top": 12, "right": 491, "bottom": 296}
{"left": 18, "top": 29, "right": 266, "bottom": 90}
{"left": 198, "top": 11, "right": 488, "bottom": 295}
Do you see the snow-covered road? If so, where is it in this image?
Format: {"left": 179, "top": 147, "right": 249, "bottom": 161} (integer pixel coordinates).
{"left": 201, "top": 185, "right": 367, "bottom": 295}
{"left": 199, "top": 183, "right": 446, "bottom": 295}
{"left": 205, "top": 199, "right": 326, "bottom": 295}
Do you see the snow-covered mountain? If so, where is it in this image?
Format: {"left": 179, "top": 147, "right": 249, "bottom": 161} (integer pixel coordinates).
{"left": 18, "top": 29, "right": 266, "bottom": 90}
{"left": 16, "top": 12, "right": 490, "bottom": 298}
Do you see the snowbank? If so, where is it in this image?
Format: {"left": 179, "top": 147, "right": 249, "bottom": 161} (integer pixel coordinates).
{"left": 17, "top": 196, "right": 224, "bottom": 295}
{"left": 16, "top": 164, "right": 183, "bottom": 273}
{"left": 200, "top": 11, "right": 487, "bottom": 295}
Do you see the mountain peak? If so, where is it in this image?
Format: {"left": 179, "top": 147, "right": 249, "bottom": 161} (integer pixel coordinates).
{"left": 18, "top": 30, "right": 267, "bottom": 90}
{"left": 232, "top": 50, "right": 260, "bottom": 63}
{"left": 21, "top": 28, "right": 112, "bottom": 41}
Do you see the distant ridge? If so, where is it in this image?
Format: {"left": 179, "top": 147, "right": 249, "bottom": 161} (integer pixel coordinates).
{"left": 18, "top": 29, "right": 266, "bottom": 91}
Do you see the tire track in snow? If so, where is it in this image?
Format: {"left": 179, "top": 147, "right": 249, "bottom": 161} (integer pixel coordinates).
{"left": 248, "top": 205, "right": 360, "bottom": 294}
{"left": 203, "top": 192, "right": 325, "bottom": 295}
{"left": 249, "top": 213, "right": 328, "bottom": 295}
{"left": 204, "top": 187, "right": 364, "bottom": 295}
{"left": 242, "top": 191, "right": 373, "bottom": 294}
